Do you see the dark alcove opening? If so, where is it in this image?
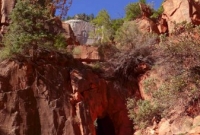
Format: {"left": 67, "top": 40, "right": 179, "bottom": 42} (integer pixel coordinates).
{"left": 95, "top": 115, "right": 115, "bottom": 135}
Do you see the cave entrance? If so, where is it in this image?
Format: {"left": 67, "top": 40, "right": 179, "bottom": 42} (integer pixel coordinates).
{"left": 95, "top": 115, "right": 115, "bottom": 135}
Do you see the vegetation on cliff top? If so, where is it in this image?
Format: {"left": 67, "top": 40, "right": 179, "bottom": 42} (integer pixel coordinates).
{"left": 0, "top": 0, "right": 67, "bottom": 60}
{"left": 0, "top": 0, "right": 199, "bottom": 132}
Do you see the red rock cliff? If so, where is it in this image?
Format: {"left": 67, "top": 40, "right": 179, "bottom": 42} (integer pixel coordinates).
{"left": 0, "top": 49, "right": 139, "bottom": 135}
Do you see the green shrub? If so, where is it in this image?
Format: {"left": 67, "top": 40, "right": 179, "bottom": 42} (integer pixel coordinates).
{"left": 72, "top": 47, "right": 81, "bottom": 55}
{"left": 0, "top": 0, "right": 67, "bottom": 60}
{"left": 124, "top": 2, "right": 142, "bottom": 21}
{"left": 91, "top": 10, "right": 113, "bottom": 43}
{"left": 126, "top": 28, "right": 200, "bottom": 129}
{"left": 150, "top": 5, "right": 164, "bottom": 19}
{"left": 114, "top": 21, "right": 158, "bottom": 51}
{"left": 127, "top": 98, "right": 161, "bottom": 129}
{"left": 143, "top": 77, "right": 157, "bottom": 95}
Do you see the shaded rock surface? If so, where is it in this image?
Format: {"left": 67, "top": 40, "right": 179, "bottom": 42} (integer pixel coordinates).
{"left": 67, "top": 45, "right": 102, "bottom": 62}
{"left": 0, "top": 0, "right": 16, "bottom": 35}
{"left": 62, "top": 23, "right": 80, "bottom": 45}
{"left": 0, "top": 49, "right": 137, "bottom": 135}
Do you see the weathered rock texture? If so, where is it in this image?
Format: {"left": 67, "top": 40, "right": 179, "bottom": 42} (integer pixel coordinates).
{"left": 0, "top": 0, "right": 16, "bottom": 34}
{"left": 135, "top": 115, "right": 200, "bottom": 135}
{"left": 62, "top": 23, "right": 80, "bottom": 45}
{"left": 162, "top": 0, "right": 200, "bottom": 33}
{"left": 136, "top": 0, "right": 200, "bottom": 34}
{"left": 162, "top": 0, "right": 191, "bottom": 33}
{"left": 0, "top": 49, "right": 137, "bottom": 135}
{"left": 136, "top": 17, "right": 159, "bottom": 34}
{"left": 63, "top": 20, "right": 98, "bottom": 45}
{"left": 67, "top": 45, "right": 101, "bottom": 62}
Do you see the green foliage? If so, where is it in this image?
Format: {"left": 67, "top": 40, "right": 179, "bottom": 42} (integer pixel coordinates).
{"left": 125, "top": 2, "right": 141, "bottom": 21}
{"left": 124, "top": 26, "right": 200, "bottom": 130}
{"left": 114, "top": 21, "right": 158, "bottom": 51}
{"left": 139, "top": 0, "right": 146, "bottom": 4}
{"left": 127, "top": 98, "right": 161, "bottom": 128}
{"left": 150, "top": 5, "right": 164, "bottom": 19}
{"left": 111, "top": 19, "right": 124, "bottom": 34}
{"left": 143, "top": 78, "right": 157, "bottom": 94}
{"left": 92, "top": 10, "right": 111, "bottom": 27}
{"left": 91, "top": 10, "right": 114, "bottom": 43}
{"left": 115, "top": 21, "right": 140, "bottom": 49}
{"left": 124, "top": 0, "right": 147, "bottom": 21}
{"left": 65, "top": 13, "right": 95, "bottom": 22}
{"left": 72, "top": 47, "right": 81, "bottom": 55}
{"left": 91, "top": 62, "right": 102, "bottom": 73}
{"left": 54, "top": 34, "right": 67, "bottom": 49}
{"left": 1, "top": 0, "right": 67, "bottom": 60}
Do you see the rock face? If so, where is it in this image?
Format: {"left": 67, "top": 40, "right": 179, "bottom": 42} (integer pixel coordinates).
{"left": 162, "top": 0, "right": 200, "bottom": 33}
{"left": 62, "top": 23, "right": 80, "bottom": 45}
{"left": 67, "top": 45, "right": 101, "bottom": 62}
{"left": 64, "top": 20, "right": 98, "bottom": 45}
{"left": 136, "top": 17, "right": 159, "bottom": 34}
{"left": 0, "top": 49, "right": 137, "bottom": 135}
{"left": 0, "top": 0, "right": 16, "bottom": 34}
{"left": 135, "top": 115, "right": 200, "bottom": 135}
{"left": 162, "top": 0, "right": 191, "bottom": 33}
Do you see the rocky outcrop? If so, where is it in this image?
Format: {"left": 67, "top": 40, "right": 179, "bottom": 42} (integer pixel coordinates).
{"left": 0, "top": 49, "right": 138, "bottom": 135}
{"left": 67, "top": 45, "right": 101, "bottom": 62}
{"left": 162, "top": 0, "right": 200, "bottom": 33}
{"left": 136, "top": 3, "right": 160, "bottom": 34}
{"left": 0, "top": 0, "right": 16, "bottom": 35}
{"left": 162, "top": 0, "right": 191, "bottom": 33}
{"left": 136, "top": 17, "right": 159, "bottom": 34}
{"left": 137, "top": 0, "right": 200, "bottom": 34}
{"left": 135, "top": 115, "right": 200, "bottom": 135}
{"left": 63, "top": 20, "right": 97, "bottom": 45}
{"left": 62, "top": 23, "right": 80, "bottom": 45}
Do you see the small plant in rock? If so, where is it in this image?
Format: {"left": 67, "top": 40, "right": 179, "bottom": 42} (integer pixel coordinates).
{"left": 72, "top": 47, "right": 81, "bottom": 55}
{"left": 127, "top": 98, "right": 161, "bottom": 129}
{"left": 150, "top": 5, "right": 164, "bottom": 19}
{"left": 91, "top": 62, "right": 102, "bottom": 73}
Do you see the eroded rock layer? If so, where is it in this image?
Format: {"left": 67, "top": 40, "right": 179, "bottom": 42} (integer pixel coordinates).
{"left": 0, "top": 49, "right": 138, "bottom": 135}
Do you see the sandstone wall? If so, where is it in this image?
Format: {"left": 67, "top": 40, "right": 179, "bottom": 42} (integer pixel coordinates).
{"left": 0, "top": 49, "right": 138, "bottom": 135}
{"left": 162, "top": 0, "right": 200, "bottom": 33}
{"left": 0, "top": 0, "right": 16, "bottom": 34}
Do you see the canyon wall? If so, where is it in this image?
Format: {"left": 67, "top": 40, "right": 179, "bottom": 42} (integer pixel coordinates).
{"left": 0, "top": 49, "right": 139, "bottom": 135}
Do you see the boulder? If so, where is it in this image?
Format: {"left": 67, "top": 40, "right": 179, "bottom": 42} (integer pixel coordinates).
{"left": 157, "top": 119, "right": 171, "bottom": 135}
{"left": 170, "top": 116, "right": 193, "bottom": 134}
